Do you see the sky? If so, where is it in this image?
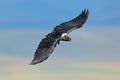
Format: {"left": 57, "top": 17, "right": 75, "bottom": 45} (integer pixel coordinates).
{"left": 0, "top": 0, "right": 120, "bottom": 29}
{"left": 0, "top": 0, "right": 120, "bottom": 80}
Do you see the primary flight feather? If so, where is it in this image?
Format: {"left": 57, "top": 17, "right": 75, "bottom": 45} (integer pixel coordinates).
{"left": 30, "top": 9, "right": 89, "bottom": 65}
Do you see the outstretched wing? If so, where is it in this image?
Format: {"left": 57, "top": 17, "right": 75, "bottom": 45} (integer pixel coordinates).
{"left": 30, "top": 9, "right": 89, "bottom": 65}
{"left": 53, "top": 9, "right": 89, "bottom": 34}
{"left": 29, "top": 32, "right": 60, "bottom": 65}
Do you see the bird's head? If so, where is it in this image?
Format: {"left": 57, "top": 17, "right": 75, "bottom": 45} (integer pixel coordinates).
{"left": 60, "top": 33, "right": 71, "bottom": 42}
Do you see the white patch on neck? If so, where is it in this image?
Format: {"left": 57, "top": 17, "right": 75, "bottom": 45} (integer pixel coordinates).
{"left": 61, "top": 33, "right": 68, "bottom": 38}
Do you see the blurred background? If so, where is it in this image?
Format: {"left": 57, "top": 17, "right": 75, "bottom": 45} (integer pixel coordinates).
{"left": 0, "top": 0, "right": 120, "bottom": 80}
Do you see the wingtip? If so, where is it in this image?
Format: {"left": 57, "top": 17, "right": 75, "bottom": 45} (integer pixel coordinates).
{"left": 29, "top": 60, "right": 39, "bottom": 65}
{"left": 82, "top": 9, "right": 90, "bottom": 15}
{"left": 29, "top": 61, "right": 36, "bottom": 65}
{"left": 29, "top": 62, "right": 34, "bottom": 65}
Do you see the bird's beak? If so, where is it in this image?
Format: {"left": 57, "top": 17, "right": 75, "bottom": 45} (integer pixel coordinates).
{"left": 67, "top": 37, "right": 71, "bottom": 42}
{"left": 69, "top": 38, "right": 72, "bottom": 42}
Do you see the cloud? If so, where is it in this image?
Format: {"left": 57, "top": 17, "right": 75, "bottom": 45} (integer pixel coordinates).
{"left": 0, "top": 27, "right": 120, "bottom": 80}
{"left": 0, "top": 26, "right": 120, "bottom": 61}
{"left": 60, "top": 26, "right": 120, "bottom": 61}
{"left": 0, "top": 28, "right": 48, "bottom": 56}
{"left": 0, "top": 53, "right": 120, "bottom": 80}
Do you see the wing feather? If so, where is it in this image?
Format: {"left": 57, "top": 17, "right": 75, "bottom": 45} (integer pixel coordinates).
{"left": 53, "top": 9, "right": 89, "bottom": 34}
{"left": 30, "top": 32, "right": 60, "bottom": 65}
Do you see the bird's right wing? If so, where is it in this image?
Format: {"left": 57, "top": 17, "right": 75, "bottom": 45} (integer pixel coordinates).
{"left": 29, "top": 33, "right": 60, "bottom": 65}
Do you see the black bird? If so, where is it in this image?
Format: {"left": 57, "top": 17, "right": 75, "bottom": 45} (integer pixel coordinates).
{"left": 30, "top": 9, "right": 89, "bottom": 65}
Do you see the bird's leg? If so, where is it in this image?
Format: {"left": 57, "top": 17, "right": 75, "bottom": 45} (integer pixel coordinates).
{"left": 54, "top": 40, "right": 60, "bottom": 47}
{"left": 57, "top": 40, "right": 60, "bottom": 45}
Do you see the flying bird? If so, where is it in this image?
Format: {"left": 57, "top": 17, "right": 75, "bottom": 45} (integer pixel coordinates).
{"left": 30, "top": 9, "right": 89, "bottom": 65}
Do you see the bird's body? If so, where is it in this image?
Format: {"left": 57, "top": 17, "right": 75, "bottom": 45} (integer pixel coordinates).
{"left": 30, "top": 9, "right": 89, "bottom": 65}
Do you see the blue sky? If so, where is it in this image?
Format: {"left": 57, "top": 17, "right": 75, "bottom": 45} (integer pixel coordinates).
{"left": 0, "top": 0, "right": 120, "bottom": 29}
{"left": 0, "top": 0, "right": 120, "bottom": 80}
{"left": 0, "top": 0, "right": 119, "bottom": 56}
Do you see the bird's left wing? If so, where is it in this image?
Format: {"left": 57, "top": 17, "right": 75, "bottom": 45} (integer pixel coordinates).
{"left": 53, "top": 9, "right": 89, "bottom": 34}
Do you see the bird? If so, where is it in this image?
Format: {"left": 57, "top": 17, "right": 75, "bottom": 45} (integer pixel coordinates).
{"left": 30, "top": 9, "right": 89, "bottom": 65}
